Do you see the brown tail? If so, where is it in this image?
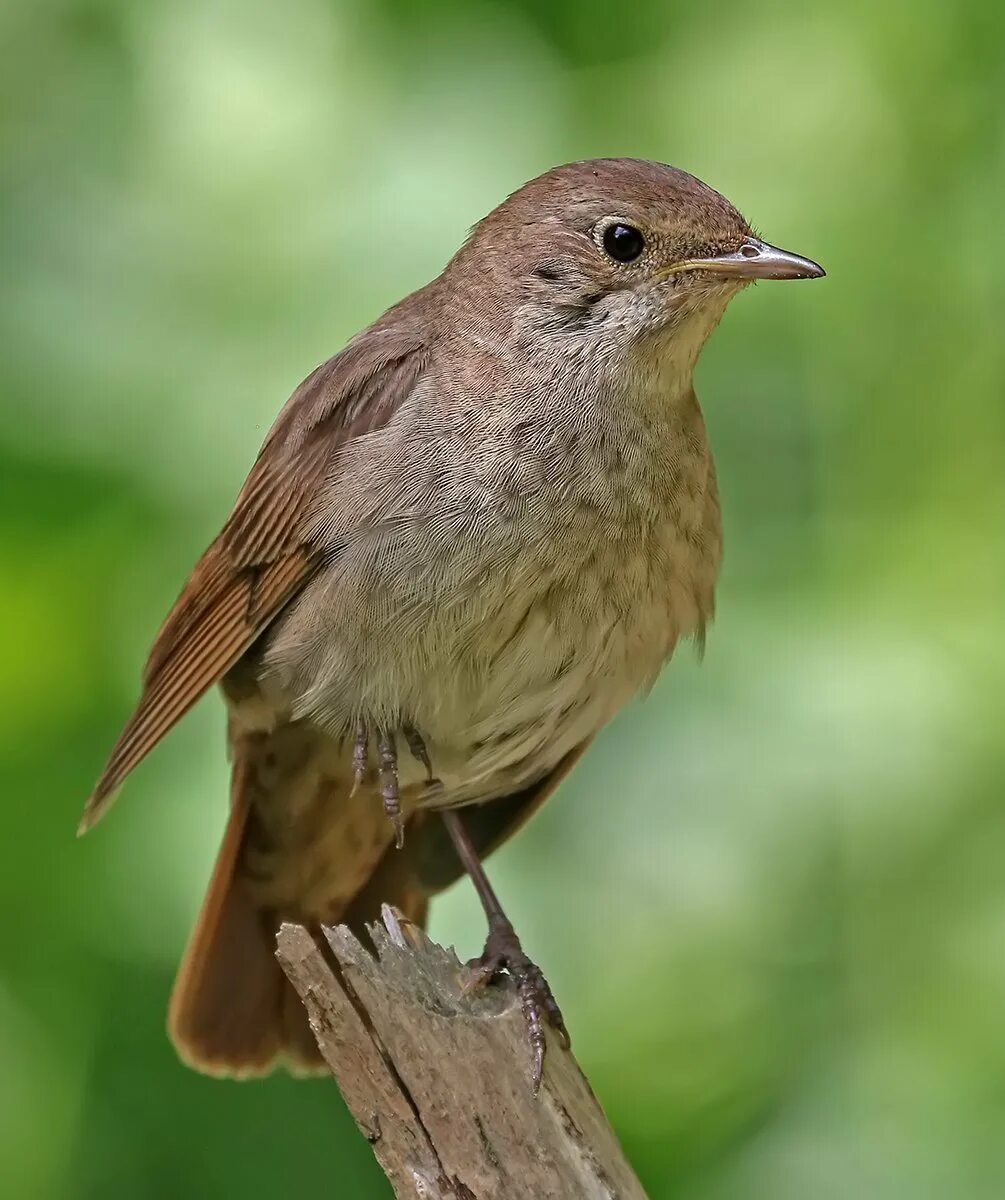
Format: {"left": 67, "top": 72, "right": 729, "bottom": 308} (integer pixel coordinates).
{"left": 166, "top": 755, "right": 318, "bottom": 1077}
{"left": 167, "top": 743, "right": 427, "bottom": 1079}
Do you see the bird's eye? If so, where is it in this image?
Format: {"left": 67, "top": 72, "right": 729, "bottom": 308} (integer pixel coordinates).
{"left": 600, "top": 222, "right": 645, "bottom": 264}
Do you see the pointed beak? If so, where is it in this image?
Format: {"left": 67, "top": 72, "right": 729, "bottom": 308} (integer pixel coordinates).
{"left": 680, "top": 237, "right": 825, "bottom": 281}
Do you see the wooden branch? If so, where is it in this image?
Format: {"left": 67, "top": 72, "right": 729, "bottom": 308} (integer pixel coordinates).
{"left": 276, "top": 907, "right": 649, "bottom": 1199}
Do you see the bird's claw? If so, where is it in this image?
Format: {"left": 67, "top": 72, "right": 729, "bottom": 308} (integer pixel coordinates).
{"left": 464, "top": 917, "right": 570, "bottom": 1093}
{"left": 351, "top": 719, "right": 436, "bottom": 848}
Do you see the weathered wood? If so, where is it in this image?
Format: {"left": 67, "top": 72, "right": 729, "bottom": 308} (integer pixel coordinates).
{"left": 276, "top": 907, "right": 649, "bottom": 1199}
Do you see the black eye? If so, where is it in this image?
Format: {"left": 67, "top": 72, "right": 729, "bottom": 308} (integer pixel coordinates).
{"left": 601, "top": 223, "right": 645, "bottom": 263}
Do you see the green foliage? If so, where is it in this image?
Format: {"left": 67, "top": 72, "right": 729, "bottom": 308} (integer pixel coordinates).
{"left": 2, "top": 1, "right": 1003, "bottom": 1195}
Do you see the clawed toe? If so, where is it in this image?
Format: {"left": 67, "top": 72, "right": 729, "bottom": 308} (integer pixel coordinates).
{"left": 351, "top": 719, "right": 436, "bottom": 848}
{"left": 465, "top": 918, "right": 570, "bottom": 1092}
{"left": 441, "top": 810, "right": 570, "bottom": 1092}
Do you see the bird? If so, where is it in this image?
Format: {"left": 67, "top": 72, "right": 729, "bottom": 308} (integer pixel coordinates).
{"left": 80, "top": 158, "right": 824, "bottom": 1089}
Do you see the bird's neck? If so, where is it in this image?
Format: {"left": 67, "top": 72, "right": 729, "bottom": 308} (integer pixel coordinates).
{"left": 636, "top": 292, "right": 731, "bottom": 384}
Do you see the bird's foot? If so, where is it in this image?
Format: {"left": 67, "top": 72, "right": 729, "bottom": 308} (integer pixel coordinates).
{"left": 351, "top": 719, "right": 437, "bottom": 848}
{"left": 464, "top": 915, "right": 570, "bottom": 1092}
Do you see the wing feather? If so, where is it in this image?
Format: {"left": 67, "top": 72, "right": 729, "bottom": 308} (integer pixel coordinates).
{"left": 81, "top": 311, "right": 431, "bottom": 833}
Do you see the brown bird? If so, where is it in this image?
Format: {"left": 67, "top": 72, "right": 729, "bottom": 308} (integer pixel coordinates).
{"left": 81, "top": 158, "right": 823, "bottom": 1088}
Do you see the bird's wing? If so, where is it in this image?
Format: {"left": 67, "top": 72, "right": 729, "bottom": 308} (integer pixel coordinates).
{"left": 81, "top": 320, "right": 431, "bottom": 832}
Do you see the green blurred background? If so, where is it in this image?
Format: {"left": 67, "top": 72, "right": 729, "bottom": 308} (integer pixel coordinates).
{"left": 3, "top": 0, "right": 1004, "bottom": 1196}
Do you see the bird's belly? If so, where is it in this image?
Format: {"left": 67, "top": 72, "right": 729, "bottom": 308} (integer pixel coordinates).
{"left": 405, "top": 533, "right": 716, "bottom": 807}
{"left": 264, "top": 464, "right": 721, "bottom": 806}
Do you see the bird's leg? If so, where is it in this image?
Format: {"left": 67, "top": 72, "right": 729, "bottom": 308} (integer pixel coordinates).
{"left": 376, "top": 728, "right": 404, "bottom": 849}
{"left": 441, "top": 809, "right": 570, "bottom": 1092}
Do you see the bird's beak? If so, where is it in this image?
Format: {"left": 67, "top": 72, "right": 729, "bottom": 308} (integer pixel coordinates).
{"left": 674, "top": 237, "right": 825, "bottom": 281}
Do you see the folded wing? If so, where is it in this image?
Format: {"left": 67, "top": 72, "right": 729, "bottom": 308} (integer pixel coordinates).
{"left": 80, "top": 315, "right": 431, "bottom": 832}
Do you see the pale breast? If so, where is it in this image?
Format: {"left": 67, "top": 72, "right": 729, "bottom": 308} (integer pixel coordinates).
{"left": 415, "top": 415, "right": 723, "bottom": 807}
{"left": 261, "top": 372, "right": 723, "bottom": 808}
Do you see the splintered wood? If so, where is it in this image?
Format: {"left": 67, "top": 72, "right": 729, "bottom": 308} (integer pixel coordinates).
{"left": 275, "top": 907, "right": 648, "bottom": 1199}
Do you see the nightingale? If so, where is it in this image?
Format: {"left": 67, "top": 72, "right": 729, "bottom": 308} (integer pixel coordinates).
{"left": 81, "top": 158, "right": 823, "bottom": 1088}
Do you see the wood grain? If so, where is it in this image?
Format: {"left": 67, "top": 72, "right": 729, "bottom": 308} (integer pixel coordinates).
{"left": 276, "top": 908, "right": 649, "bottom": 1199}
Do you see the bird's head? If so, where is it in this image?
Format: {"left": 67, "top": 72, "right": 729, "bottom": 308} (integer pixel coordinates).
{"left": 450, "top": 158, "right": 823, "bottom": 370}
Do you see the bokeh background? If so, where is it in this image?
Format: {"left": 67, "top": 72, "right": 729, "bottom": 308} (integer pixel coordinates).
{"left": 3, "top": 0, "right": 1004, "bottom": 1196}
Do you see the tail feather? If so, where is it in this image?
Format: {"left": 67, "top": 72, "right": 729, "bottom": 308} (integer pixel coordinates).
{"left": 167, "top": 755, "right": 325, "bottom": 1077}
{"left": 167, "top": 745, "right": 427, "bottom": 1079}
